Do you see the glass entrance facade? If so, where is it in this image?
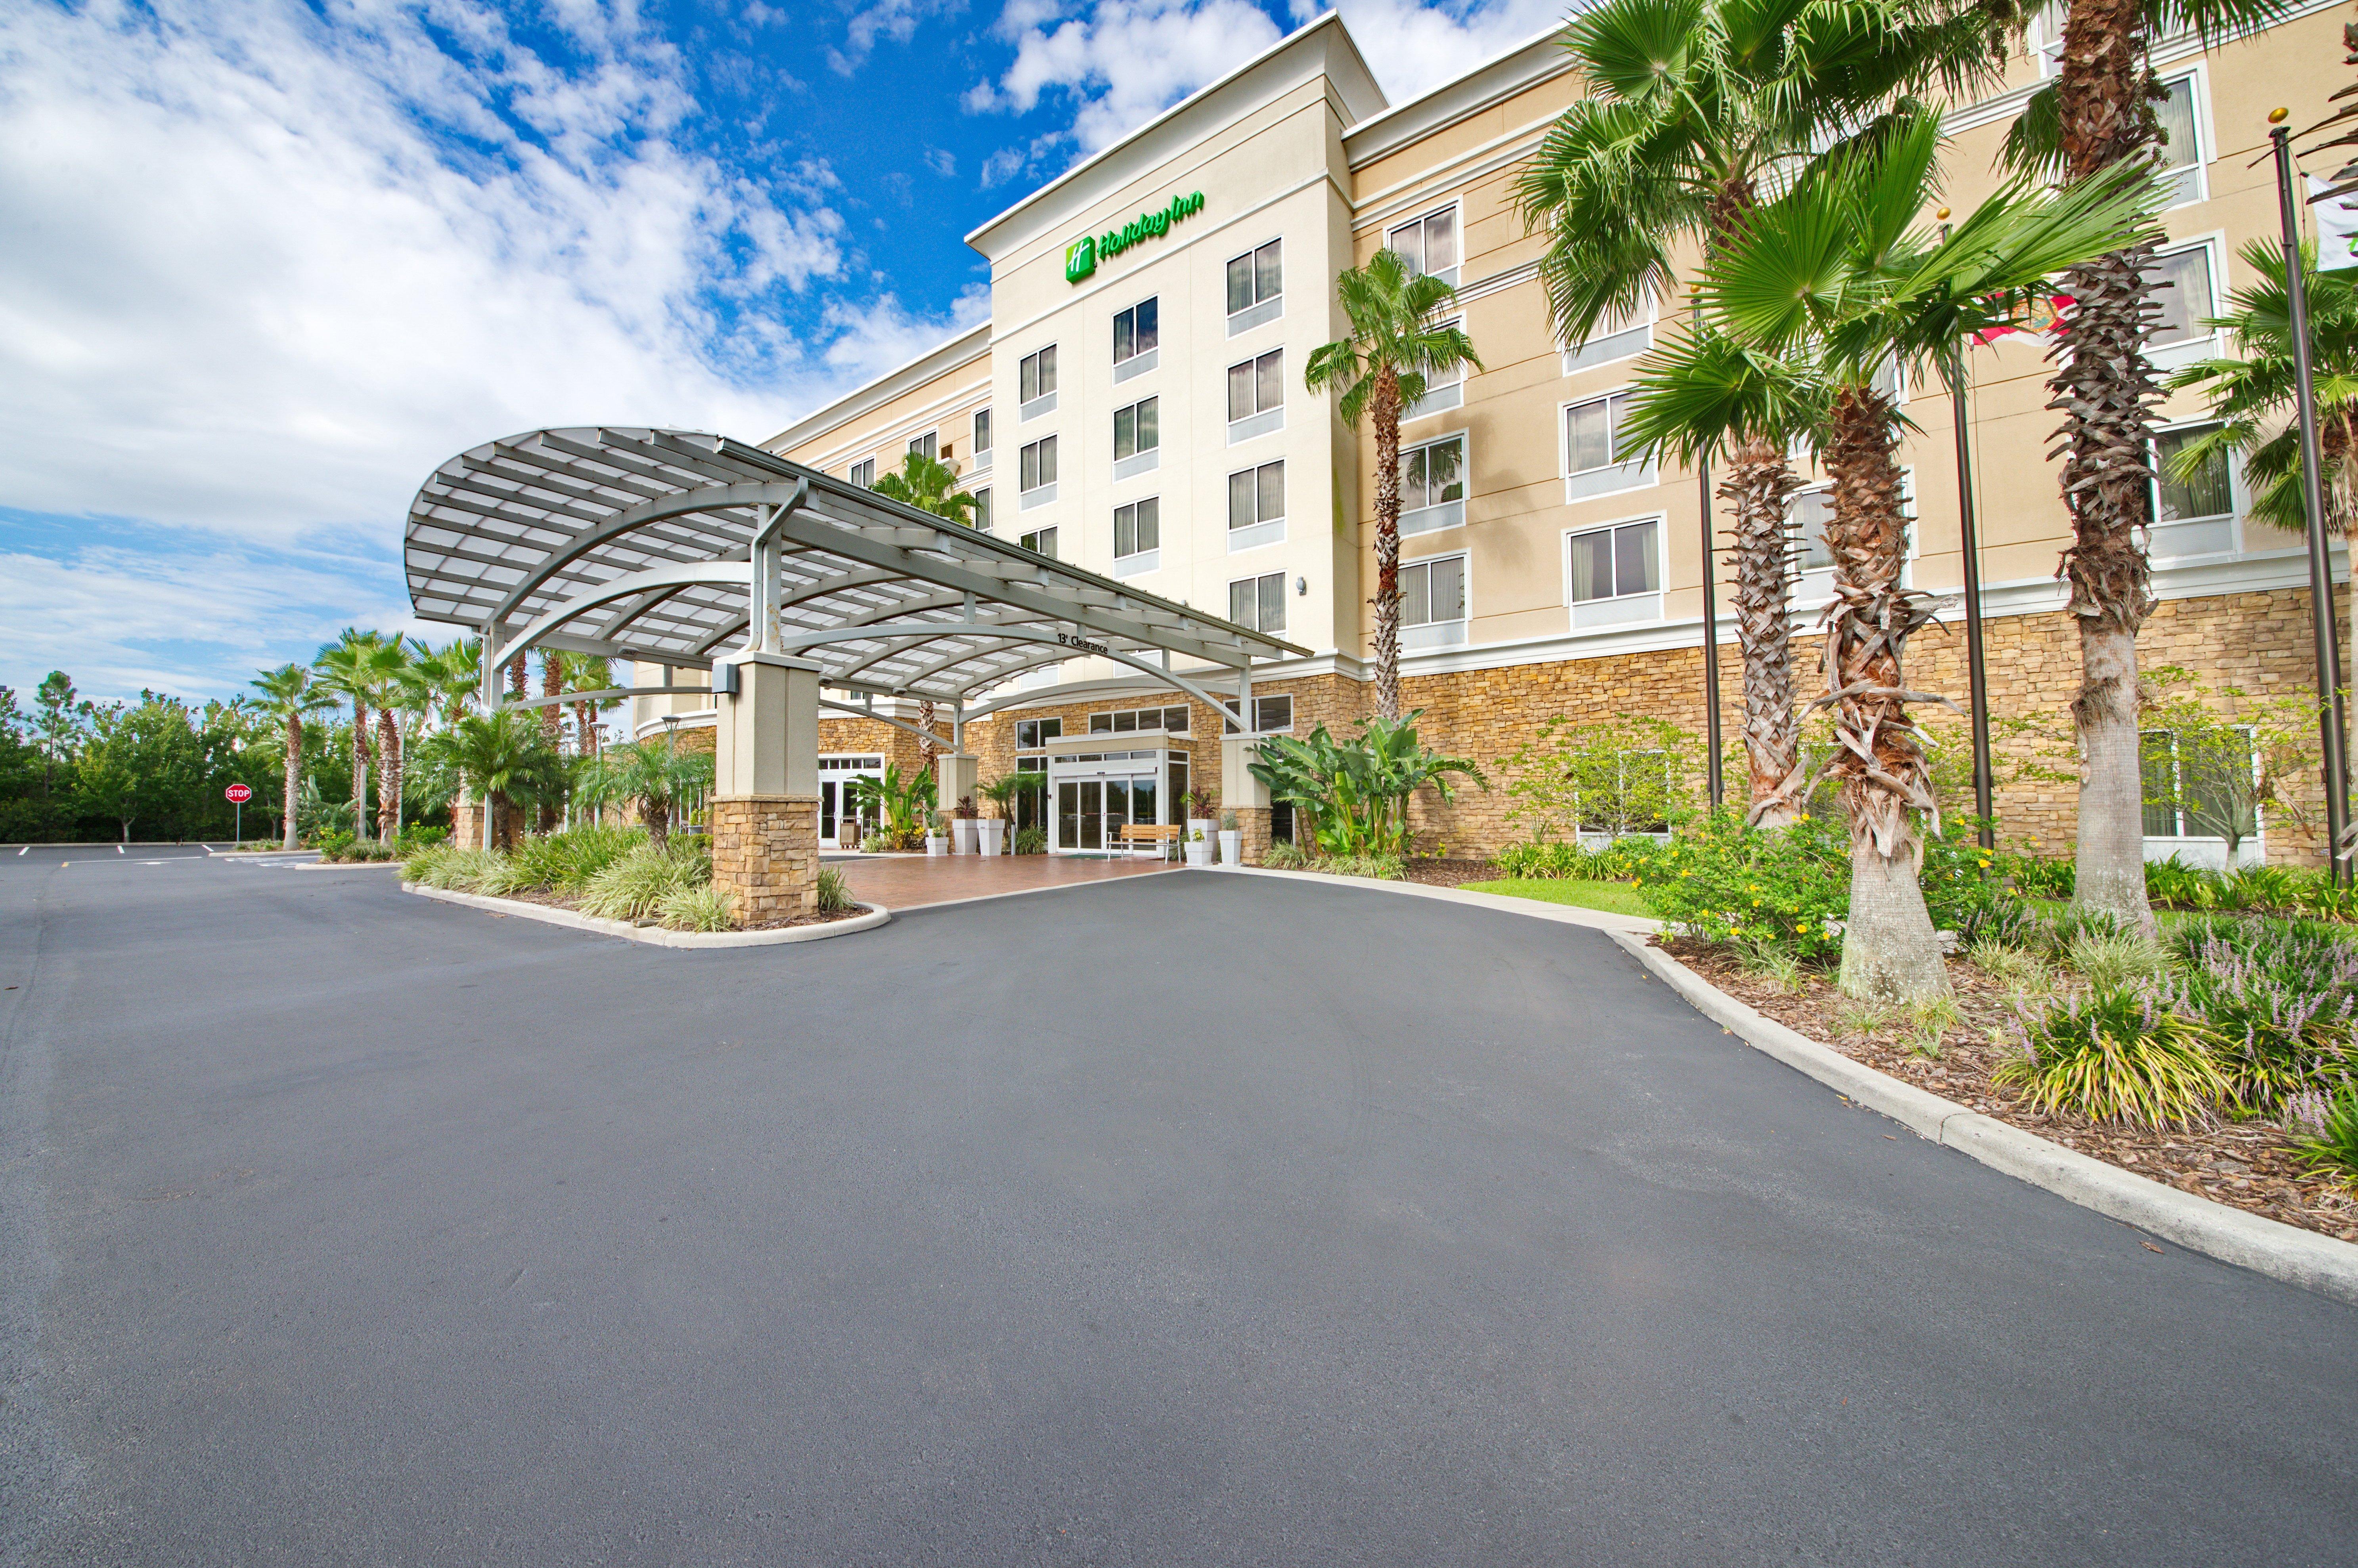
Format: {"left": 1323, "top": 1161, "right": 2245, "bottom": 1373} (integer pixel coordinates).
{"left": 1046, "top": 747, "right": 1182, "bottom": 852}
{"left": 817, "top": 754, "right": 885, "bottom": 846}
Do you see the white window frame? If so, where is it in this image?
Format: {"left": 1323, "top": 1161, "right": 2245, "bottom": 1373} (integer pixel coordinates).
{"left": 1019, "top": 435, "right": 1058, "bottom": 509}
{"left": 972, "top": 407, "right": 993, "bottom": 470}
{"left": 1227, "top": 459, "right": 1286, "bottom": 553}
{"left": 1019, "top": 345, "right": 1059, "bottom": 421}
{"left": 2147, "top": 418, "right": 2245, "bottom": 562}
{"left": 1113, "top": 497, "right": 1160, "bottom": 577}
{"left": 2140, "top": 724, "right": 2266, "bottom": 868}
{"left": 2147, "top": 232, "right": 2225, "bottom": 373}
{"left": 1563, "top": 512, "right": 1665, "bottom": 632}
{"left": 1786, "top": 468, "right": 1919, "bottom": 610}
{"left": 1227, "top": 348, "right": 1285, "bottom": 444}
{"left": 1562, "top": 296, "right": 1656, "bottom": 374}
{"left": 1019, "top": 524, "right": 1058, "bottom": 559}
{"left": 1386, "top": 202, "right": 1461, "bottom": 288}
{"left": 907, "top": 430, "right": 937, "bottom": 463}
{"left": 1220, "top": 694, "right": 1294, "bottom": 734}
{"left": 1405, "top": 317, "right": 1465, "bottom": 421}
{"left": 1228, "top": 570, "right": 1287, "bottom": 635}
{"left": 1560, "top": 386, "right": 1657, "bottom": 501}
{"left": 1113, "top": 295, "right": 1159, "bottom": 383}
{"left": 1400, "top": 431, "right": 1468, "bottom": 536}
{"left": 972, "top": 486, "right": 992, "bottom": 535}
{"left": 1112, "top": 395, "right": 1160, "bottom": 481}
{"left": 1399, "top": 551, "right": 1469, "bottom": 650}
{"left": 848, "top": 455, "right": 876, "bottom": 488}
{"left": 1226, "top": 237, "right": 1284, "bottom": 336}
{"left": 2154, "top": 67, "right": 2211, "bottom": 209}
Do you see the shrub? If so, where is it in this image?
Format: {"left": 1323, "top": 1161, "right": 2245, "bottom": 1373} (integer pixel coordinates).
{"left": 1642, "top": 811, "right": 1850, "bottom": 963}
{"left": 507, "top": 824, "right": 645, "bottom": 893}
{"left": 2288, "top": 1086, "right": 2358, "bottom": 1180}
{"left": 417, "top": 848, "right": 501, "bottom": 890}
{"left": 400, "top": 843, "right": 454, "bottom": 885}
{"left": 2002, "top": 851, "right": 2074, "bottom": 900}
{"left": 816, "top": 867, "right": 854, "bottom": 913}
{"left": 1262, "top": 840, "right": 1313, "bottom": 870}
{"left": 1970, "top": 938, "right": 2054, "bottom": 993}
{"left": 2143, "top": 854, "right": 2210, "bottom": 910}
{"left": 1919, "top": 828, "right": 2019, "bottom": 938}
{"left": 578, "top": 845, "right": 709, "bottom": 921}
{"left": 474, "top": 853, "right": 545, "bottom": 897}
{"left": 1319, "top": 853, "right": 1404, "bottom": 881}
{"left": 657, "top": 885, "right": 737, "bottom": 932}
{"left": 2166, "top": 916, "right": 2358, "bottom": 1113}
{"left": 391, "top": 825, "right": 448, "bottom": 859}
{"left": 2063, "top": 929, "right": 2169, "bottom": 990}
{"left": 1012, "top": 826, "right": 1047, "bottom": 856}
{"left": 1994, "top": 987, "right": 2229, "bottom": 1129}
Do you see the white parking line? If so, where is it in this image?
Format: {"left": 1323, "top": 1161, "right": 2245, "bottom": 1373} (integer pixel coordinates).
{"left": 115, "top": 845, "right": 124, "bottom": 855}
{"left": 14, "top": 846, "right": 24, "bottom": 856}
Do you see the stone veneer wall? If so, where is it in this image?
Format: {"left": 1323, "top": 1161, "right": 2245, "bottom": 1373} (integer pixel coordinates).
{"left": 708, "top": 794, "right": 819, "bottom": 924}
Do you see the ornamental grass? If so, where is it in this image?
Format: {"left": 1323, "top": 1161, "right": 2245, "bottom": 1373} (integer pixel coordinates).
{"left": 1994, "top": 987, "right": 2230, "bottom": 1131}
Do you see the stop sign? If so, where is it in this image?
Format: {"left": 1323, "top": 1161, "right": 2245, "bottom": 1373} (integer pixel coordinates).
{"left": 224, "top": 783, "right": 253, "bottom": 804}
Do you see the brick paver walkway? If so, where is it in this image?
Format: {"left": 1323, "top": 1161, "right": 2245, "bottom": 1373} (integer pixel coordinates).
{"left": 833, "top": 852, "right": 1180, "bottom": 910}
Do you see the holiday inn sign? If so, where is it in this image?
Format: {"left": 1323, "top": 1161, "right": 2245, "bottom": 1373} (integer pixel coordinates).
{"left": 1066, "top": 190, "right": 1206, "bottom": 282}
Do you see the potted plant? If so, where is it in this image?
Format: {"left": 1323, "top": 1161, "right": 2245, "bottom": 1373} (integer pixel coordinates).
{"left": 952, "top": 794, "right": 979, "bottom": 855}
{"left": 1184, "top": 826, "right": 1214, "bottom": 867}
{"left": 1218, "top": 808, "right": 1242, "bottom": 868}
{"left": 1185, "top": 790, "right": 1213, "bottom": 850}
{"left": 978, "top": 771, "right": 1041, "bottom": 855}
{"left": 924, "top": 809, "right": 947, "bottom": 857}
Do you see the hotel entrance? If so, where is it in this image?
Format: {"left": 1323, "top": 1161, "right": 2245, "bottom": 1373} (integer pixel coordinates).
{"left": 1047, "top": 747, "right": 1189, "bottom": 853}
{"left": 817, "top": 754, "right": 884, "bottom": 848}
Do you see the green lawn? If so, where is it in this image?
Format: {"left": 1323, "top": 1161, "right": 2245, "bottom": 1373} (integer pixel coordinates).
{"left": 1458, "top": 878, "right": 1655, "bottom": 917}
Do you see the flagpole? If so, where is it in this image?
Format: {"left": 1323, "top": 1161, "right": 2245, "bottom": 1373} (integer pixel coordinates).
{"left": 2272, "top": 107, "right": 2352, "bottom": 883}
{"left": 1939, "top": 210, "right": 1996, "bottom": 848}
{"left": 1694, "top": 299, "right": 1724, "bottom": 813}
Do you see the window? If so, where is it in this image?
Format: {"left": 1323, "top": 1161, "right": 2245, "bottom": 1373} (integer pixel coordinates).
{"left": 1564, "top": 297, "right": 1654, "bottom": 373}
{"left": 1220, "top": 694, "right": 1294, "bottom": 734}
{"left": 1226, "top": 238, "right": 1283, "bottom": 333}
{"left": 2142, "top": 727, "right": 2258, "bottom": 842}
{"left": 1387, "top": 205, "right": 1459, "bottom": 285}
{"left": 1230, "top": 571, "right": 1286, "bottom": 634}
{"left": 1113, "top": 396, "right": 1159, "bottom": 476}
{"left": 2150, "top": 422, "right": 2236, "bottom": 557}
{"left": 1019, "top": 435, "right": 1057, "bottom": 507}
{"left": 1568, "top": 518, "right": 1661, "bottom": 628}
{"left": 1790, "top": 485, "right": 1835, "bottom": 572}
{"left": 1406, "top": 320, "right": 1464, "bottom": 419}
{"left": 2030, "top": 2, "right": 2064, "bottom": 75}
{"left": 2157, "top": 74, "right": 2205, "bottom": 206}
{"left": 1015, "top": 717, "right": 1062, "bottom": 750}
{"left": 1228, "top": 348, "right": 1284, "bottom": 441}
{"left": 1563, "top": 389, "right": 1654, "bottom": 498}
{"left": 1114, "top": 296, "right": 1158, "bottom": 380}
{"left": 907, "top": 430, "right": 936, "bottom": 463}
{"left": 1088, "top": 706, "right": 1189, "bottom": 735}
{"left": 1227, "top": 459, "right": 1285, "bottom": 549}
{"left": 1020, "top": 525, "right": 1058, "bottom": 558}
{"left": 972, "top": 487, "right": 992, "bottom": 534}
{"left": 1019, "top": 345, "right": 1058, "bottom": 419}
{"left": 1114, "top": 497, "right": 1160, "bottom": 561}
{"left": 1401, "top": 553, "right": 1467, "bottom": 648}
{"left": 1400, "top": 434, "right": 1466, "bottom": 535}
{"left": 2148, "top": 241, "right": 2218, "bottom": 356}
{"left": 848, "top": 456, "right": 876, "bottom": 488}
{"left": 973, "top": 407, "right": 992, "bottom": 463}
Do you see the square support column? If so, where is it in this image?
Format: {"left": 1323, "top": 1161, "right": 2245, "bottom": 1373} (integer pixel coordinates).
{"left": 1222, "top": 735, "right": 1272, "bottom": 865}
{"left": 936, "top": 753, "right": 979, "bottom": 851}
{"left": 709, "top": 653, "right": 821, "bottom": 926}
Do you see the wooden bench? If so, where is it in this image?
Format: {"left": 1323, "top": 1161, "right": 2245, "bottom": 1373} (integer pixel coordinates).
{"left": 1118, "top": 823, "right": 1184, "bottom": 859}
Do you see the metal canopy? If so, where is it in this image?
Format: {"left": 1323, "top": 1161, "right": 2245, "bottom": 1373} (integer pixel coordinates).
{"left": 404, "top": 427, "right": 1309, "bottom": 705}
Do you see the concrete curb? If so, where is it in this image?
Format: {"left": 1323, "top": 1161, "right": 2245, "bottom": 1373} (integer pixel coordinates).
{"left": 405, "top": 883, "right": 890, "bottom": 947}
{"left": 1217, "top": 863, "right": 1660, "bottom": 933}
{"left": 1605, "top": 928, "right": 2358, "bottom": 1307}
{"left": 294, "top": 859, "right": 404, "bottom": 870}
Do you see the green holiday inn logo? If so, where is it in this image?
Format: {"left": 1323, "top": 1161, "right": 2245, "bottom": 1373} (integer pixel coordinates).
{"left": 1066, "top": 190, "right": 1204, "bottom": 283}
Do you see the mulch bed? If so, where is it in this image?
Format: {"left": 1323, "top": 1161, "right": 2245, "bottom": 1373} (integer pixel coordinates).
{"left": 420, "top": 881, "right": 868, "bottom": 933}
{"left": 1660, "top": 935, "right": 2358, "bottom": 1243}
{"left": 1402, "top": 857, "right": 1499, "bottom": 887}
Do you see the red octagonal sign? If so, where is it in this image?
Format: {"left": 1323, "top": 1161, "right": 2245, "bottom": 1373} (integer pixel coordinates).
{"left": 224, "top": 783, "right": 253, "bottom": 804}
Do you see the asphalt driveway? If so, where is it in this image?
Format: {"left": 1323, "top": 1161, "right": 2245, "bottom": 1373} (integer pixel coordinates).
{"left": 1, "top": 853, "right": 2352, "bottom": 1566}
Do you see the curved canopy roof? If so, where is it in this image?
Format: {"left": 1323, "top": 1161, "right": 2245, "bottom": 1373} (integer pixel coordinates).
{"left": 404, "top": 427, "right": 1307, "bottom": 704}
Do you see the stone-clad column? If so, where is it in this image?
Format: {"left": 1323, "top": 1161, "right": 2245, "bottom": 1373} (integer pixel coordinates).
{"left": 935, "top": 753, "right": 978, "bottom": 851}
{"left": 709, "top": 653, "right": 822, "bottom": 925}
{"left": 1221, "top": 733, "right": 1272, "bottom": 866}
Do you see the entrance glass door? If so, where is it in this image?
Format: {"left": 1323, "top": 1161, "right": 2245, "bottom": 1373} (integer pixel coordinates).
{"left": 1051, "top": 766, "right": 1164, "bottom": 851}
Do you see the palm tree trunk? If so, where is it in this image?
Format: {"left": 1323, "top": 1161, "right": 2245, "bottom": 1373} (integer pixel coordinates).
{"left": 640, "top": 795, "right": 669, "bottom": 848}
{"left": 352, "top": 701, "right": 371, "bottom": 839}
{"left": 917, "top": 700, "right": 938, "bottom": 771}
{"left": 375, "top": 707, "right": 401, "bottom": 841}
{"left": 1821, "top": 387, "right": 1951, "bottom": 1003}
{"left": 1724, "top": 435, "right": 1804, "bottom": 826}
{"left": 1372, "top": 367, "right": 1405, "bottom": 721}
{"left": 282, "top": 717, "right": 302, "bottom": 850}
{"left": 2054, "top": 0, "right": 2162, "bottom": 935}
{"left": 539, "top": 654, "right": 563, "bottom": 832}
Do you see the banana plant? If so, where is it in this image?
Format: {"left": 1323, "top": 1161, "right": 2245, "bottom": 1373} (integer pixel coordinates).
{"left": 1248, "top": 711, "right": 1485, "bottom": 857}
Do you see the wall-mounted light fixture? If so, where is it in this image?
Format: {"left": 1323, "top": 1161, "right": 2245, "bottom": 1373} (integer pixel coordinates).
{"left": 1295, "top": 576, "right": 1308, "bottom": 596}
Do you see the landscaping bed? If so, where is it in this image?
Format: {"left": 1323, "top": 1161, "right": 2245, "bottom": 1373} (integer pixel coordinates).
{"left": 1662, "top": 935, "right": 2358, "bottom": 1243}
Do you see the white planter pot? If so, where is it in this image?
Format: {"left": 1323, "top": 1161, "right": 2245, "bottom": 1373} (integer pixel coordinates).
{"left": 925, "top": 835, "right": 946, "bottom": 857}
{"left": 1219, "top": 830, "right": 1242, "bottom": 866}
{"left": 1184, "top": 840, "right": 1214, "bottom": 867}
{"left": 977, "top": 819, "right": 1005, "bottom": 856}
{"left": 1188, "top": 818, "right": 1213, "bottom": 847}
{"left": 952, "top": 818, "right": 976, "bottom": 855}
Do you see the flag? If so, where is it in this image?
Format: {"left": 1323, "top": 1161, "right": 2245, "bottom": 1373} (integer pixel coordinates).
{"left": 2310, "top": 174, "right": 2358, "bottom": 272}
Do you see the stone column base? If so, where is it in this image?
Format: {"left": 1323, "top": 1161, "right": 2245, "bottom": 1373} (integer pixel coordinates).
{"left": 710, "top": 793, "right": 819, "bottom": 926}
{"left": 1233, "top": 806, "right": 1272, "bottom": 865}
{"left": 454, "top": 801, "right": 483, "bottom": 850}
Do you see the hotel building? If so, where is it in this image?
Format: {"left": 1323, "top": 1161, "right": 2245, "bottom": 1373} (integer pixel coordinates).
{"left": 637, "top": 5, "right": 2358, "bottom": 864}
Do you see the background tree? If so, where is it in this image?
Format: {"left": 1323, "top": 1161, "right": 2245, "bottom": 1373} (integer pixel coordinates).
{"left": 1504, "top": 715, "right": 1702, "bottom": 840}
{"left": 1516, "top": 0, "right": 2010, "bottom": 827}
{"left": 33, "top": 671, "right": 84, "bottom": 799}
{"left": 1305, "top": 249, "right": 1483, "bottom": 720}
{"left": 560, "top": 652, "right": 616, "bottom": 760}
{"left": 871, "top": 450, "right": 979, "bottom": 525}
{"left": 573, "top": 735, "right": 714, "bottom": 847}
{"left": 2004, "top": 0, "right": 2294, "bottom": 931}
{"left": 351, "top": 636, "right": 413, "bottom": 841}
{"left": 77, "top": 693, "right": 205, "bottom": 843}
{"left": 250, "top": 664, "right": 335, "bottom": 849}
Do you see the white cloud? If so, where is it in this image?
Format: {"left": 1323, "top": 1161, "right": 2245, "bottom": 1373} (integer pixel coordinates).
{"left": 827, "top": 0, "right": 967, "bottom": 75}
{"left": 817, "top": 285, "right": 993, "bottom": 385}
{"left": 1321, "top": 0, "right": 1566, "bottom": 101}
{"left": 923, "top": 145, "right": 958, "bottom": 177}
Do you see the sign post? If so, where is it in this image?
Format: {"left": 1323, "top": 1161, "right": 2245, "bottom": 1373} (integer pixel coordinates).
{"left": 225, "top": 782, "right": 253, "bottom": 846}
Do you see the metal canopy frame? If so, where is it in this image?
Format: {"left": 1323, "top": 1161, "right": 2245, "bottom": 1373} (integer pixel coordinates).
{"left": 404, "top": 428, "right": 1310, "bottom": 715}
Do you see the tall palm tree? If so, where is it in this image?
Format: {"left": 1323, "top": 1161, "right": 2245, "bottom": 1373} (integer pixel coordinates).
{"left": 1306, "top": 248, "right": 1484, "bottom": 720}
{"left": 404, "top": 636, "right": 484, "bottom": 822}
{"left": 1625, "top": 115, "right": 2155, "bottom": 1000}
{"left": 1515, "top": 0, "right": 2009, "bottom": 826}
{"left": 313, "top": 629, "right": 381, "bottom": 839}
{"left": 2006, "top": 0, "right": 2295, "bottom": 929}
{"left": 871, "top": 450, "right": 979, "bottom": 525}
{"left": 248, "top": 664, "right": 334, "bottom": 849}
{"left": 352, "top": 637, "right": 413, "bottom": 841}
{"left": 559, "top": 652, "right": 616, "bottom": 759}
{"left": 574, "top": 734, "right": 715, "bottom": 846}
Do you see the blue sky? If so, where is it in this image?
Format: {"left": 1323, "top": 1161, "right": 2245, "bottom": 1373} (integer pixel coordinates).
{"left": 0, "top": 0, "right": 1565, "bottom": 707}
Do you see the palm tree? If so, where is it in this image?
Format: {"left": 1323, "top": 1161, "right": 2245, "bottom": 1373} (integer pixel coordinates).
{"left": 871, "top": 450, "right": 979, "bottom": 526}
{"left": 1514, "top": 0, "right": 2008, "bottom": 827}
{"left": 248, "top": 664, "right": 334, "bottom": 849}
{"left": 1624, "top": 115, "right": 2155, "bottom": 1000}
{"left": 402, "top": 636, "right": 484, "bottom": 823}
{"left": 574, "top": 734, "right": 715, "bottom": 846}
{"left": 2006, "top": 0, "right": 2295, "bottom": 930}
{"left": 352, "top": 637, "right": 413, "bottom": 841}
{"left": 412, "top": 710, "right": 559, "bottom": 852}
{"left": 559, "top": 652, "right": 617, "bottom": 759}
{"left": 313, "top": 629, "right": 381, "bottom": 839}
{"left": 1306, "top": 248, "right": 1484, "bottom": 721}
